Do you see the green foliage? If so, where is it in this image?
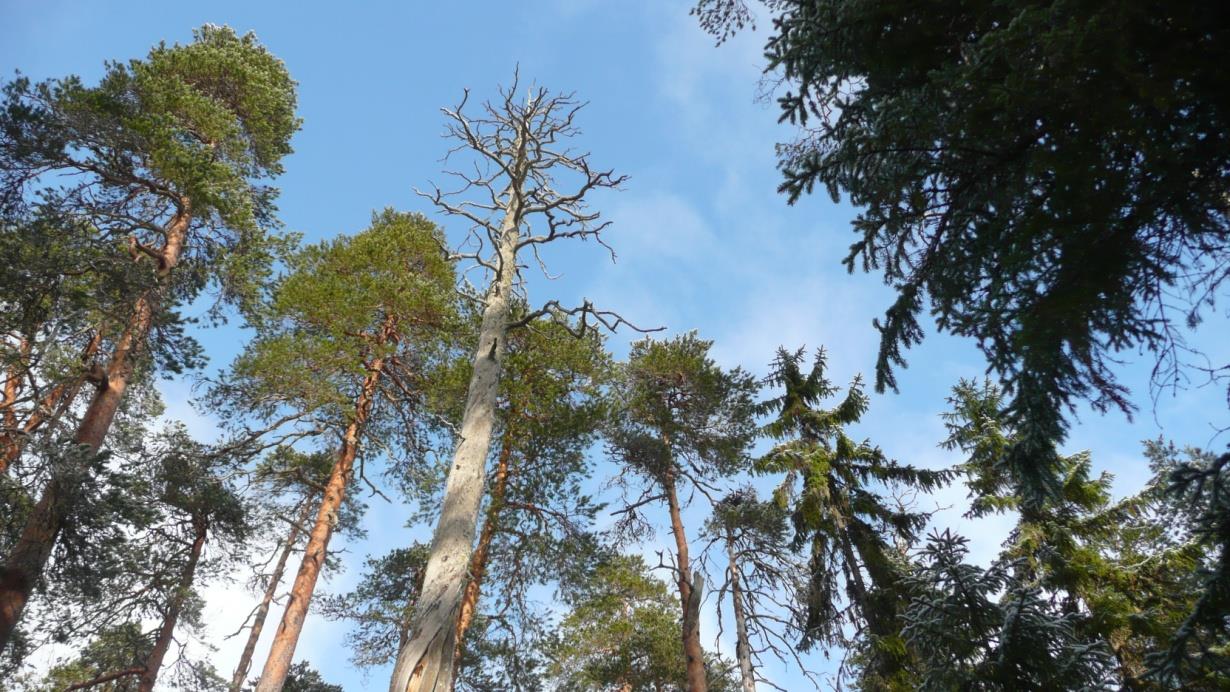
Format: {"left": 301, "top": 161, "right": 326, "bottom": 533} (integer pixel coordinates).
{"left": 318, "top": 544, "right": 429, "bottom": 668}
{"left": 1, "top": 24, "right": 300, "bottom": 320}
{"left": 607, "top": 332, "right": 758, "bottom": 488}
{"left": 398, "top": 314, "right": 612, "bottom": 687}
{"left": 547, "top": 554, "right": 740, "bottom": 691}
{"left": 25, "top": 425, "right": 246, "bottom": 690}
{"left": 34, "top": 622, "right": 148, "bottom": 692}
{"left": 209, "top": 209, "right": 458, "bottom": 463}
{"left": 1147, "top": 446, "right": 1230, "bottom": 685}
{"left": 945, "top": 381, "right": 1228, "bottom": 687}
{"left": 757, "top": 346, "right": 952, "bottom": 677}
{"left": 903, "top": 530, "right": 1116, "bottom": 691}
{"left": 697, "top": 0, "right": 1230, "bottom": 502}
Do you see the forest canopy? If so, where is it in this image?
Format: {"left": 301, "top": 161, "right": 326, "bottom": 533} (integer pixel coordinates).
{"left": 1, "top": 3, "right": 1228, "bottom": 691}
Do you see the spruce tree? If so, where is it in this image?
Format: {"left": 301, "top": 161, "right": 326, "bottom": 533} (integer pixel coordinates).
{"left": 694, "top": 0, "right": 1230, "bottom": 500}
{"left": 756, "top": 347, "right": 952, "bottom": 687}
{"left": 944, "top": 380, "right": 1229, "bottom": 687}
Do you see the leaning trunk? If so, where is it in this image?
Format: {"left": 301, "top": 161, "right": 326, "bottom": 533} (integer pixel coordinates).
{"left": 726, "top": 536, "right": 756, "bottom": 692}
{"left": 388, "top": 177, "right": 522, "bottom": 692}
{"left": 138, "top": 516, "right": 209, "bottom": 692}
{"left": 0, "top": 204, "right": 189, "bottom": 652}
{"left": 254, "top": 343, "right": 389, "bottom": 692}
{"left": 665, "top": 471, "right": 708, "bottom": 692}
{"left": 230, "top": 499, "right": 314, "bottom": 692}
{"left": 0, "top": 329, "right": 104, "bottom": 473}
{"left": 451, "top": 421, "right": 515, "bottom": 669}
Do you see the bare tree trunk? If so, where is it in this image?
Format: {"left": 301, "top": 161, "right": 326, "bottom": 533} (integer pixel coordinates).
{"left": 388, "top": 144, "right": 523, "bottom": 690}
{"left": 230, "top": 499, "right": 314, "bottom": 692}
{"left": 451, "top": 421, "right": 515, "bottom": 670}
{"left": 390, "top": 84, "right": 628, "bottom": 691}
{"left": 138, "top": 516, "right": 208, "bottom": 692}
{"left": 665, "top": 471, "right": 708, "bottom": 692}
{"left": 254, "top": 340, "right": 390, "bottom": 692}
{"left": 0, "top": 329, "right": 104, "bottom": 473}
{"left": 0, "top": 206, "right": 189, "bottom": 653}
{"left": 726, "top": 537, "right": 756, "bottom": 692}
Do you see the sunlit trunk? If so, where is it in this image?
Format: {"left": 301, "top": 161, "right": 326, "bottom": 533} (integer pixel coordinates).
{"left": 665, "top": 471, "right": 708, "bottom": 692}
{"left": 138, "top": 516, "right": 208, "bottom": 692}
{"left": 389, "top": 174, "right": 522, "bottom": 692}
{"left": 726, "top": 536, "right": 756, "bottom": 692}
{"left": 255, "top": 329, "right": 391, "bottom": 692}
{"left": 0, "top": 206, "right": 190, "bottom": 652}
{"left": 230, "top": 499, "right": 314, "bottom": 692}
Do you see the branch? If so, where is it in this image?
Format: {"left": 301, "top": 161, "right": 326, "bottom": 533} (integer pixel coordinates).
{"left": 63, "top": 667, "right": 145, "bottom": 691}
{"left": 507, "top": 299, "right": 663, "bottom": 335}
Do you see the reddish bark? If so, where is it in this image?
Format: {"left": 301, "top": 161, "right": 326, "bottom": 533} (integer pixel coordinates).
{"left": 254, "top": 329, "right": 391, "bottom": 692}
{"left": 229, "top": 499, "right": 314, "bottom": 692}
{"left": 0, "top": 330, "right": 103, "bottom": 473}
{"left": 0, "top": 206, "right": 190, "bottom": 652}
{"left": 0, "top": 338, "right": 29, "bottom": 460}
{"left": 665, "top": 471, "right": 708, "bottom": 692}
{"left": 138, "top": 516, "right": 209, "bottom": 692}
{"left": 451, "top": 423, "right": 515, "bottom": 668}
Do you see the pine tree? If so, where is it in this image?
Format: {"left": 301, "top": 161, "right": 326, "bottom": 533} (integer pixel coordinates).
{"left": 606, "top": 333, "right": 759, "bottom": 692}
{"left": 448, "top": 316, "right": 612, "bottom": 672}
{"left": 0, "top": 25, "right": 299, "bottom": 650}
{"left": 32, "top": 424, "right": 250, "bottom": 691}
{"left": 706, "top": 488, "right": 814, "bottom": 691}
{"left": 548, "top": 554, "right": 742, "bottom": 692}
{"left": 206, "top": 209, "right": 457, "bottom": 691}
{"left": 227, "top": 450, "right": 344, "bottom": 692}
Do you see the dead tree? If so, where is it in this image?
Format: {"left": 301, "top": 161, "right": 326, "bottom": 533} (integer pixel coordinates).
{"left": 388, "top": 76, "right": 654, "bottom": 692}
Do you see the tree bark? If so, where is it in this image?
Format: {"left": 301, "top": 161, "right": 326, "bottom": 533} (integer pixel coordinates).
{"left": 388, "top": 174, "right": 522, "bottom": 692}
{"left": 0, "top": 337, "right": 29, "bottom": 469}
{"left": 0, "top": 205, "right": 190, "bottom": 653}
{"left": 254, "top": 339, "right": 389, "bottom": 692}
{"left": 451, "top": 420, "right": 515, "bottom": 670}
{"left": 138, "top": 515, "right": 208, "bottom": 692}
{"left": 230, "top": 499, "right": 314, "bottom": 692}
{"left": 0, "top": 329, "right": 104, "bottom": 473}
{"left": 665, "top": 471, "right": 708, "bottom": 692}
{"left": 726, "top": 536, "right": 756, "bottom": 692}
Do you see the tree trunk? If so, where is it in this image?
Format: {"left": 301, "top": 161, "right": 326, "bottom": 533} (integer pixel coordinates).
{"left": 0, "top": 337, "right": 29, "bottom": 469}
{"left": 0, "top": 329, "right": 104, "bottom": 473}
{"left": 665, "top": 471, "right": 708, "bottom": 692}
{"left": 0, "top": 204, "right": 189, "bottom": 653}
{"left": 230, "top": 499, "right": 314, "bottom": 692}
{"left": 254, "top": 340, "right": 389, "bottom": 692}
{"left": 388, "top": 187, "right": 522, "bottom": 692}
{"left": 451, "top": 421, "right": 515, "bottom": 670}
{"left": 726, "top": 537, "right": 756, "bottom": 692}
{"left": 138, "top": 516, "right": 208, "bottom": 692}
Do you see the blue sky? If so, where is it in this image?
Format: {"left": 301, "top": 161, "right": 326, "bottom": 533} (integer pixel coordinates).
{"left": 4, "top": 0, "right": 1228, "bottom": 689}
